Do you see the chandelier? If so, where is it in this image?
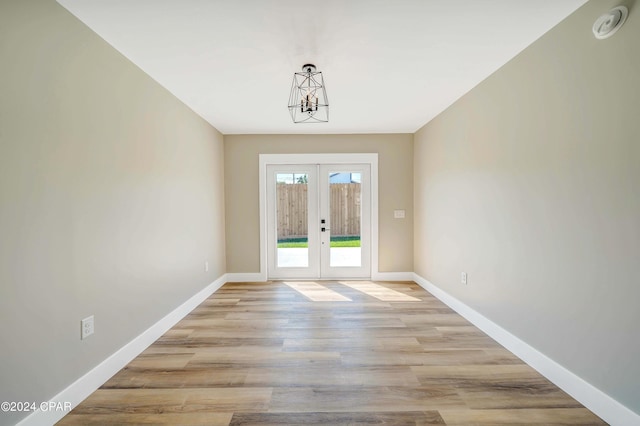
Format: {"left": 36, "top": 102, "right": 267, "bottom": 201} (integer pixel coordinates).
{"left": 288, "top": 64, "right": 329, "bottom": 123}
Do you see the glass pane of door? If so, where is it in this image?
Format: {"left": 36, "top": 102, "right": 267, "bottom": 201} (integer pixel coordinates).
{"left": 319, "top": 164, "right": 370, "bottom": 278}
{"left": 267, "top": 163, "right": 319, "bottom": 279}
{"left": 328, "top": 171, "right": 362, "bottom": 267}
{"left": 276, "top": 172, "right": 309, "bottom": 268}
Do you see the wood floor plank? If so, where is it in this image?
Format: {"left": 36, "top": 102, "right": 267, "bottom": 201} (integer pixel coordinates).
{"left": 229, "top": 411, "right": 445, "bottom": 425}
{"left": 268, "top": 386, "right": 466, "bottom": 412}
{"left": 102, "top": 366, "right": 248, "bottom": 389}
{"left": 58, "top": 281, "right": 604, "bottom": 425}
{"left": 284, "top": 316, "right": 408, "bottom": 329}
{"left": 338, "top": 281, "right": 422, "bottom": 301}
{"left": 401, "top": 314, "right": 473, "bottom": 327}
{"left": 340, "top": 348, "right": 525, "bottom": 367}
{"left": 187, "top": 349, "right": 341, "bottom": 368}
{"left": 282, "top": 336, "right": 423, "bottom": 351}
{"left": 68, "top": 388, "right": 272, "bottom": 414}
{"left": 284, "top": 281, "right": 353, "bottom": 301}
{"left": 57, "top": 412, "right": 233, "bottom": 425}
{"left": 439, "top": 408, "right": 606, "bottom": 425}
{"left": 177, "top": 318, "right": 290, "bottom": 329}
{"left": 152, "top": 337, "right": 285, "bottom": 348}
{"left": 127, "top": 352, "right": 195, "bottom": 370}
{"left": 244, "top": 365, "right": 422, "bottom": 387}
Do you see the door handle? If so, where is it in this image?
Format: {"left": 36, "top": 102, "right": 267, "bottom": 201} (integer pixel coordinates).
{"left": 321, "top": 227, "right": 330, "bottom": 232}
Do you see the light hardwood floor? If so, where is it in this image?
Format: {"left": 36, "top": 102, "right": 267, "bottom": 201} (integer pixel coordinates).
{"left": 57, "top": 281, "right": 606, "bottom": 425}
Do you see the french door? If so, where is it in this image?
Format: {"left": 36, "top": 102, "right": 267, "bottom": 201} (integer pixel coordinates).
{"left": 266, "top": 163, "right": 371, "bottom": 279}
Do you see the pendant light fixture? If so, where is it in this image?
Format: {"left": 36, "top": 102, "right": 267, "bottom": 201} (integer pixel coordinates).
{"left": 288, "top": 64, "right": 329, "bottom": 123}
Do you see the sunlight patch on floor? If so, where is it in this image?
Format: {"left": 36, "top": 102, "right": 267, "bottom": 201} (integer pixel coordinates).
{"left": 339, "top": 281, "right": 421, "bottom": 302}
{"left": 284, "top": 282, "right": 352, "bottom": 302}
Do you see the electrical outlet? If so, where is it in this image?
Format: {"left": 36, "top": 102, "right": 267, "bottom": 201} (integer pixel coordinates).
{"left": 205, "top": 261, "right": 209, "bottom": 272}
{"left": 81, "top": 315, "right": 94, "bottom": 340}
{"left": 461, "top": 272, "right": 468, "bottom": 285}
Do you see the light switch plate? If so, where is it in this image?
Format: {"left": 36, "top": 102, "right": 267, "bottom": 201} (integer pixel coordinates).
{"left": 394, "top": 210, "right": 405, "bottom": 219}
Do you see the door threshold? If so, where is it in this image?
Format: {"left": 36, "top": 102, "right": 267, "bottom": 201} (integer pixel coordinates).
{"left": 269, "top": 277, "right": 372, "bottom": 281}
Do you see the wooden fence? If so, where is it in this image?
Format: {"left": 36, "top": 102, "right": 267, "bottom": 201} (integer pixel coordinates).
{"left": 277, "top": 183, "right": 361, "bottom": 240}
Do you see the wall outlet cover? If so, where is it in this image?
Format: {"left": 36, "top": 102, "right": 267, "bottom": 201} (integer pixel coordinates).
{"left": 81, "top": 315, "right": 94, "bottom": 340}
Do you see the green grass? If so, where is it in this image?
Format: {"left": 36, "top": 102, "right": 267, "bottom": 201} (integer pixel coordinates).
{"left": 278, "top": 236, "right": 360, "bottom": 248}
{"left": 330, "top": 238, "right": 361, "bottom": 248}
{"left": 277, "top": 241, "right": 309, "bottom": 248}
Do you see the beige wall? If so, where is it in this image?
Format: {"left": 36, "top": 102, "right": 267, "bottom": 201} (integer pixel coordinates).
{"left": 0, "top": 1, "right": 226, "bottom": 424}
{"left": 414, "top": 0, "right": 639, "bottom": 414}
{"left": 225, "top": 134, "right": 413, "bottom": 274}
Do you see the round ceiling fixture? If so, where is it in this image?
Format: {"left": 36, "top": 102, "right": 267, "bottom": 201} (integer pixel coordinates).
{"left": 592, "top": 6, "right": 628, "bottom": 40}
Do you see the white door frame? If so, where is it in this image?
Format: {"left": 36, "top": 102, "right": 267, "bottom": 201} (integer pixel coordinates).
{"left": 259, "top": 153, "right": 378, "bottom": 280}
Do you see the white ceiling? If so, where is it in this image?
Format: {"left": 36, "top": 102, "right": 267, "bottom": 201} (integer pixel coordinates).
{"left": 57, "top": 0, "right": 587, "bottom": 135}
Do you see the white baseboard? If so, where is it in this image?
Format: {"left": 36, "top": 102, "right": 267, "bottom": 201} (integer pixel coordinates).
{"left": 225, "top": 272, "right": 266, "bottom": 282}
{"left": 412, "top": 273, "right": 639, "bottom": 426}
{"left": 371, "top": 271, "right": 414, "bottom": 281}
{"left": 17, "top": 274, "right": 228, "bottom": 426}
